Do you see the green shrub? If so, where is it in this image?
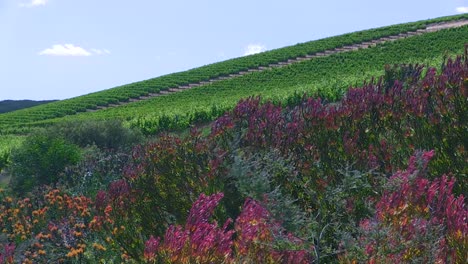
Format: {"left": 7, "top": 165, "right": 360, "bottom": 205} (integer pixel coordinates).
{"left": 63, "top": 145, "right": 131, "bottom": 197}
{"left": 225, "top": 149, "right": 309, "bottom": 233}
{"left": 9, "top": 133, "right": 81, "bottom": 194}
{"left": 0, "top": 152, "right": 9, "bottom": 172}
{"left": 49, "top": 120, "right": 143, "bottom": 151}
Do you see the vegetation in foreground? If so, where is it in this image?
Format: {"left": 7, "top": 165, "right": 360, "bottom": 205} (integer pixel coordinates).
{"left": 0, "top": 54, "right": 466, "bottom": 263}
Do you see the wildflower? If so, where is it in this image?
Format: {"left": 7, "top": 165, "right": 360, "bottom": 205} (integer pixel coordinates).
{"left": 93, "top": 243, "right": 107, "bottom": 251}
{"left": 144, "top": 236, "right": 160, "bottom": 261}
{"left": 108, "top": 179, "right": 130, "bottom": 200}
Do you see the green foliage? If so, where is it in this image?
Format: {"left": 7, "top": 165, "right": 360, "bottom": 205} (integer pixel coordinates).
{"left": 226, "top": 149, "right": 309, "bottom": 234}
{"left": 341, "top": 152, "right": 467, "bottom": 263}
{"left": 0, "top": 136, "right": 25, "bottom": 184}
{"left": 63, "top": 145, "right": 131, "bottom": 197}
{"left": 90, "top": 131, "right": 213, "bottom": 259}
{"left": 0, "top": 152, "right": 9, "bottom": 172}
{"left": 49, "top": 120, "right": 144, "bottom": 151}
{"left": 312, "top": 168, "right": 384, "bottom": 261}
{"left": 221, "top": 145, "right": 385, "bottom": 262}
{"left": 131, "top": 133, "right": 211, "bottom": 232}
{"left": 1, "top": 120, "right": 140, "bottom": 194}
{"left": 9, "top": 133, "right": 81, "bottom": 194}
{"left": 382, "top": 63, "right": 424, "bottom": 90}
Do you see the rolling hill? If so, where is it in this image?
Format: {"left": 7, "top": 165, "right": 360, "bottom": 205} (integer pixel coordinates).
{"left": 0, "top": 100, "right": 57, "bottom": 114}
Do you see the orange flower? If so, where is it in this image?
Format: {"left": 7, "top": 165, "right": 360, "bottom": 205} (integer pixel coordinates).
{"left": 66, "top": 250, "right": 75, "bottom": 258}
{"left": 36, "top": 232, "right": 52, "bottom": 240}
{"left": 66, "top": 247, "right": 84, "bottom": 258}
{"left": 33, "top": 242, "right": 43, "bottom": 249}
{"left": 93, "top": 243, "right": 107, "bottom": 251}
{"left": 80, "top": 210, "right": 90, "bottom": 217}
{"left": 48, "top": 223, "right": 58, "bottom": 232}
{"left": 74, "top": 223, "right": 86, "bottom": 229}
{"left": 22, "top": 258, "right": 33, "bottom": 264}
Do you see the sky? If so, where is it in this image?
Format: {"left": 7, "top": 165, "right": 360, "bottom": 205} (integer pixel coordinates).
{"left": 1, "top": 0, "right": 467, "bottom": 100}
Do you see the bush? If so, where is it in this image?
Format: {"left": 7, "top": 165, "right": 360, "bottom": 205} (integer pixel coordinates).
{"left": 63, "top": 145, "right": 132, "bottom": 197}
{"left": 143, "top": 193, "right": 312, "bottom": 264}
{"left": 48, "top": 120, "right": 144, "bottom": 151}
{"left": 0, "top": 152, "right": 9, "bottom": 172}
{"left": 341, "top": 151, "right": 467, "bottom": 263}
{"left": 9, "top": 134, "right": 81, "bottom": 194}
{"left": 225, "top": 149, "right": 310, "bottom": 236}
{"left": 90, "top": 131, "right": 213, "bottom": 259}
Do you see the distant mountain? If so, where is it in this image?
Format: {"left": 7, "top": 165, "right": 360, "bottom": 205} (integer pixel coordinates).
{"left": 0, "top": 100, "right": 58, "bottom": 114}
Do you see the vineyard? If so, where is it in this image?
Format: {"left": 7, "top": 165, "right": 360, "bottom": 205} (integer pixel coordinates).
{"left": 0, "top": 14, "right": 467, "bottom": 136}
{"left": 2, "top": 23, "right": 466, "bottom": 136}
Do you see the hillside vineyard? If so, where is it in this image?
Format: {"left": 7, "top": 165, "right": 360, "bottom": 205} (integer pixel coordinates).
{"left": 0, "top": 14, "right": 466, "bottom": 135}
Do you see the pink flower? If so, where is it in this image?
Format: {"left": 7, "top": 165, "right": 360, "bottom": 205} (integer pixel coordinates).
{"left": 144, "top": 235, "right": 160, "bottom": 261}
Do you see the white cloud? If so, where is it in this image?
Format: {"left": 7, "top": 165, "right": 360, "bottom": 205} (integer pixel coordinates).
{"left": 243, "top": 44, "right": 267, "bottom": 56}
{"left": 39, "top": 44, "right": 111, "bottom": 57}
{"left": 19, "top": 0, "right": 48, "bottom": 8}
{"left": 455, "top": 6, "right": 468, "bottom": 13}
{"left": 39, "top": 44, "right": 92, "bottom": 56}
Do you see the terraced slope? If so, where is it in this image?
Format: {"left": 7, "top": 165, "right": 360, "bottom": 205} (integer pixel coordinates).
{"left": 87, "top": 19, "right": 468, "bottom": 111}
{"left": 6, "top": 25, "right": 466, "bottom": 135}
{"left": 0, "top": 14, "right": 467, "bottom": 134}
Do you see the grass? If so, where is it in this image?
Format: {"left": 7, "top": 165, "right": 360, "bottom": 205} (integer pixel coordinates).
{"left": 0, "top": 135, "right": 22, "bottom": 187}
{"left": 0, "top": 135, "right": 24, "bottom": 155}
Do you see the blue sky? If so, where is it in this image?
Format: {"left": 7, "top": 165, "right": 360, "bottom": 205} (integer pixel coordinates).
{"left": 1, "top": 0, "right": 467, "bottom": 100}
